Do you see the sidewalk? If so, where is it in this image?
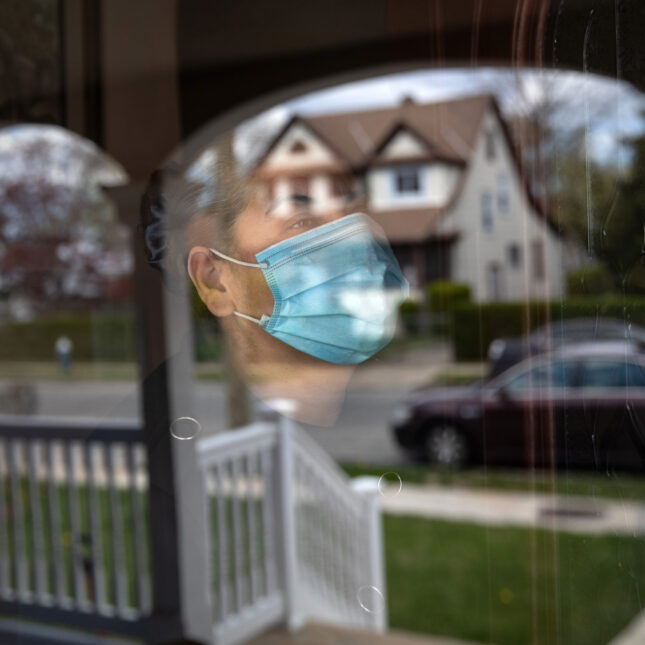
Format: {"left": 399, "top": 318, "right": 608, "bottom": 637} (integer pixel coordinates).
{"left": 249, "top": 624, "right": 482, "bottom": 645}
{"left": 350, "top": 343, "right": 460, "bottom": 391}
{"left": 378, "top": 482, "right": 645, "bottom": 537}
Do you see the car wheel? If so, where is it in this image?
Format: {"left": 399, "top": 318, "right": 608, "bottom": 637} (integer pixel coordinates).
{"left": 425, "top": 424, "right": 469, "bottom": 468}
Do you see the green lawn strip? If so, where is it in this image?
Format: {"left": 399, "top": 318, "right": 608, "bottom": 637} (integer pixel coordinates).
{"left": 384, "top": 515, "right": 645, "bottom": 645}
{"left": 339, "top": 463, "right": 645, "bottom": 502}
{"left": 429, "top": 372, "right": 486, "bottom": 386}
{"left": 0, "top": 361, "right": 225, "bottom": 382}
{"left": 0, "top": 362, "right": 138, "bottom": 382}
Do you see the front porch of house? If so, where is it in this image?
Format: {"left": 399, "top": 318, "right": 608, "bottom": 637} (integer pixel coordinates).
{"left": 390, "top": 239, "right": 455, "bottom": 292}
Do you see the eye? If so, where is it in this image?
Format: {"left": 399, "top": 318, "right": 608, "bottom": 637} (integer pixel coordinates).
{"left": 288, "top": 216, "right": 317, "bottom": 230}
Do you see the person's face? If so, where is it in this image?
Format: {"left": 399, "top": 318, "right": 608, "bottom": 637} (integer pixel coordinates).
{"left": 187, "top": 190, "right": 382, "bottom": 425}
{"left": 226, "top": 195, "right": 347, "bottom": 326}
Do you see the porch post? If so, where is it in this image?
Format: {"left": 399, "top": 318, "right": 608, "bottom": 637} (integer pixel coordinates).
{"left": 100, "top": 1, "right": 212, "bottom": 642}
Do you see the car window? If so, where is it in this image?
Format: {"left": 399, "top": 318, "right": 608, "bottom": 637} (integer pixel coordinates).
{"left": 581, "top": 360, "right": 645, "bottom": 388}
{"left": 505, "top": 360, "right": 578, "bottom": 393}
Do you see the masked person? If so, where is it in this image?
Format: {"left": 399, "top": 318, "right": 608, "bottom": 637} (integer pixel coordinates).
{"left": 141, "top": 160, "right": 408, "bottom": 426}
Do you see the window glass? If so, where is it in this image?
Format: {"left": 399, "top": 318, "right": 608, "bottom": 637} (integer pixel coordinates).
{"left": 627, "top": 362, "right": 645, "bottom": 387}
{"left": 532, "top": 239, "right": 545, "bottom": 280}
{"left": 505, "top": 360, "right": 578, "bottom": 393}
{"left": 394, "top": 167, "right": 420, "bottom": 193}
{"left": 582, "top": 360, "right": 645, "bottom": 388}
{"left": 497, "top": 174, "right": 510, "bottom": 212}
{"left": 4, "top": 4, "right": 645, "bottom": 644}
{"left": 507, "top": 243, "right": 522, "bottom": 268}
{"left": 481, "top": 192, "right": 493, "bottom": 232}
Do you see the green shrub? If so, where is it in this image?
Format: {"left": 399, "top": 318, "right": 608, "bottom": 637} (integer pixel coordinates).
{"left": 399, "top": 299, "right": 421, "bottom": 334}
{"left": 426, "top": 281, "right": 471, "bottom": 313}
{"left": 566, "top": 263, "right": 616, "bottom": 297}
{"left": 451, "top": 297, "right": 645, "bottom": 361}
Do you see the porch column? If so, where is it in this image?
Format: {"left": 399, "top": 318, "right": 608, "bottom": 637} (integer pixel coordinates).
{"left": 100, "top": 1, "right": 212, "bottom": 643}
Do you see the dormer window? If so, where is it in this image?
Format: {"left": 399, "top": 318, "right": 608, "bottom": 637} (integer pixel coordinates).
{"left": 290, "top": 140, "right": 307, "bottom": 154}
{"left": 394, "top": 166, "right": 420, "bottom": 194}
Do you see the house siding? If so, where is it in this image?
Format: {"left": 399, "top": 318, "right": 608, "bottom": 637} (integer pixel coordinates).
{"left": 439, "top": 106, "right": 564, "bottom": 302}
{"left": 367, "top": 163, "right": 460, "bottom": 211}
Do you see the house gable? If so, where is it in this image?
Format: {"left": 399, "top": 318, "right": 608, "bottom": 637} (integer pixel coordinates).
{"left": 257, "top": 118, "right": 348, "bottom": 175}
{"left": 377, "top": 127, "right": 429, "bottom": 161}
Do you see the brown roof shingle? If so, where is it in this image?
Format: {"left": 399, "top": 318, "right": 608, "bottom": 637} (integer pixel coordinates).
{"left": 301, "top": 94, "right": 492, "bottom": 167}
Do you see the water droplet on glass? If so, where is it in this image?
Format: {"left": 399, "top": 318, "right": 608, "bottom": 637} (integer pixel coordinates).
{"left": 377, "top": 472, "right": 402, "bottom": 497}
{"left": 357, "top": 585, "right": 386, "bottom": 614}
{"left": 170, "top": 416, "right": 201, "bottom": 440}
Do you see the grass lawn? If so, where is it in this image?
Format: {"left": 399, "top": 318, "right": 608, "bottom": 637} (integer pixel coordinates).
{"left": 4, "top": 474, "right": 644, "bottom": 645}
{"left": 385, "top": 515, "right": 645, "bottom": 645}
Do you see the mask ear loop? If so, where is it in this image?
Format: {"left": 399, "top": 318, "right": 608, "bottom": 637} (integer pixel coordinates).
{"left": 207, "top": 248, "right": 267, "bottom": 325}
{"left": 233, "top": 311, "right": 262, "bottom": 324}
{"left": 208, "top": 247, "right": 268, "bottom": 269}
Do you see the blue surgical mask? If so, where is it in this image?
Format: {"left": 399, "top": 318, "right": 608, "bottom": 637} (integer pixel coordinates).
{"left": 209, "top": 213, "right": 409, "bottom": 364}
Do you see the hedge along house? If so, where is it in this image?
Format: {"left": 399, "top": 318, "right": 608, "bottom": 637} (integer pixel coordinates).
{"left": 251, "top": 94, "right": 566, "bottom": 302}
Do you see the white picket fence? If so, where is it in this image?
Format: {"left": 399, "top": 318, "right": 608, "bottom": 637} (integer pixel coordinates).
{"left": 197, "top": 418, "right": 387, "bottom": 645}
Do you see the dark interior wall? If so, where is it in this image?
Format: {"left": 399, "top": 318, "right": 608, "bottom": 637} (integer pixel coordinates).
{"left": 176, "top": 0, "right": 537, "bottom": 140}
{"left": 176, "top": 0, "right": 645, "bottom": 144}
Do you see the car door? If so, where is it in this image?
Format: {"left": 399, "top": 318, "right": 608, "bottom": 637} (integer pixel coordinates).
{"left": 572, "top": 358, "right": 645, "bottom": 471}
{"left": 482, "top": 359, "right": 577, "bottom": 468}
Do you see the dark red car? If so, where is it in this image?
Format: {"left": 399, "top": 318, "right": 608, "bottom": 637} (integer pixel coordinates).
{"left": 391, "top": 342, "right": 645, "bottom": 471}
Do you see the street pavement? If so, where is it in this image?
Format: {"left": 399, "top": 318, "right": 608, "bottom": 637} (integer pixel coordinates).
{"left": 7, "top": 343, "right": 453, "bottom": 464}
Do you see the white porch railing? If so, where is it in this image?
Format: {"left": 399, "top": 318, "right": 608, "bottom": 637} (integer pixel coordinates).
{"left": 0, "top": 416, "right": 150, "bottom": 641}
{"left": 196, "top": 418, "right": 386, "bottom": 645}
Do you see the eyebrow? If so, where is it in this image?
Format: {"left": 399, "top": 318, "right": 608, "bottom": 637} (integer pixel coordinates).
{"left": 265, "top": 193, "right": 313, "bottom": 215}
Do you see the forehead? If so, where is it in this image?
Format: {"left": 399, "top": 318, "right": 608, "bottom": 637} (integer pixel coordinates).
{"left": 231, "top": 193, "right": 343, "bottom": 256}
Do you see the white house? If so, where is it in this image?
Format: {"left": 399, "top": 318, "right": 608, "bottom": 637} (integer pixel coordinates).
{"left": 251, "top": 94, "right": 565, "bottom": 302}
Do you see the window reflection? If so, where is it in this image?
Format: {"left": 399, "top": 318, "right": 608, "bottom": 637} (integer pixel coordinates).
{"left": 0, "top": 125, "right": 136, "bottom": 421}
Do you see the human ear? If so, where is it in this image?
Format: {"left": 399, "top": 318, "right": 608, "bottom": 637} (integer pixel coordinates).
{"left": 187, "top": 246, "right": 236, "bottom": 317}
